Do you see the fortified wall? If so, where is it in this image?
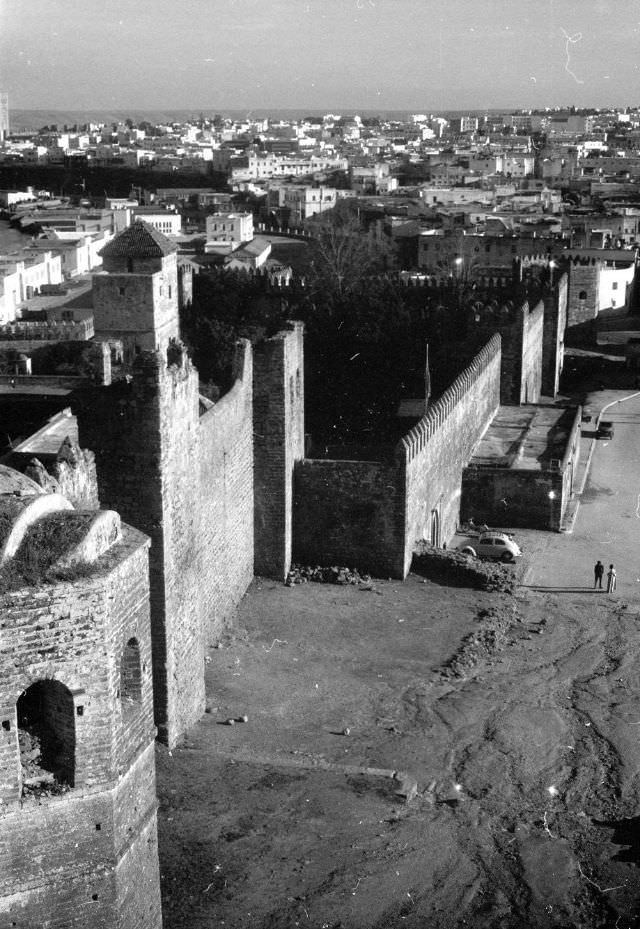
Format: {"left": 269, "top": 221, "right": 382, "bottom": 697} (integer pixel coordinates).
{"left": 398, "top": 334, "right": 502, "bottom": 574}
{"left": 293, "top": 335, "right": 502, "bottom": 578}
{"left": 72, "top": 224, "right": 305, "bottom": 746}
{"left": 542, "top": 271, "right": 568, "bottom": 397}
{"left": 0, "top": 467, "right": 161, "bottom": 928}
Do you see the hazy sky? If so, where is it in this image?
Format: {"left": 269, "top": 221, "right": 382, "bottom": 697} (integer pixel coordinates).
{"left": 1, "top": 0, "right": 639, "bottom": 112}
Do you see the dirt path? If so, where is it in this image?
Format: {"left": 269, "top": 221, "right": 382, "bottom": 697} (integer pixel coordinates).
{"left": 156, "top": 572, "right": 640, "bottom": 928}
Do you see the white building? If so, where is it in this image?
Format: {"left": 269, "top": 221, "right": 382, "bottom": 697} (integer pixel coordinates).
{"left": 205, "top": 212, "right": 254, "bottom": 253}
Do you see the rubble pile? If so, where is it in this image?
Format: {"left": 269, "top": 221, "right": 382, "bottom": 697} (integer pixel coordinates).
{"left": 18, "top": 726, "right": 69, "bottom": 798}
{"left": 412, "top": 542, "right": 518, "bottom": 593}
{"left": 286, "top": 564, "right": 372, "bottom": 587}
{"left": 441, "top": 606, "right": 517, "bottom": 679}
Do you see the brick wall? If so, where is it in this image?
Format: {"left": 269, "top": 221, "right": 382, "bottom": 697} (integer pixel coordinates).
{"left": 0, "top": 747, "right": 160, "bottom": 929}
{"left": 520, "top": 300, "right": 544, "bottom": 404}
{"left": 293, "top": 337, "right": 502, "bottom": 579}
{"left": 76, "top": 349, "right": 203, "bottom": 747}
{"left": 198, "top": 340, "right": 255, "bottom": 639}
{"left": 254, "top": 322, "right": 305, "bottom": 580}
{"left": 0, "top": 527, "right": 161, "bottom": 928}
{"left": 293, "top": 458, "right": 406, "bottom": 577}
{"left": 398, "top": 335, "right": 502, "bottom": 575}
{"left": 542, "top": 272, "right": 568, "bottom": 397}
{"left": 461, "top": 466, "right": 564, "bottom": 530}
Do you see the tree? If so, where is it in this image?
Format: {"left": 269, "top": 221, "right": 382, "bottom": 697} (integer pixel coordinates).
{"left": 305, "top": 202, "right": 395, "bottom": 298}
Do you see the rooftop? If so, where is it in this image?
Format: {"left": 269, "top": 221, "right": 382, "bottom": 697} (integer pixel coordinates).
{"left": 469, "top": 404, "right": 578, "bottom": 471}
{"left": 99, "top": 221, "right": 178, "bottom": 260}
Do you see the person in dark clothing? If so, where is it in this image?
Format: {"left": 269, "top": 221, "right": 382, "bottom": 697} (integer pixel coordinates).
{"left": 594, "top": 560, "right": 604, "bottom": 589}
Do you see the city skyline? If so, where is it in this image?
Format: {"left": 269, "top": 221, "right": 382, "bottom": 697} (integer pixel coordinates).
{"left": 1, "top": 0, "right": 638, "bottom": 113}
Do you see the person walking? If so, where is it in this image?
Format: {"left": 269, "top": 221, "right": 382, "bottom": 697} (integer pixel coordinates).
{"left": 606, "top": 564, "right": 617, "bottom": 594}
{"left": 594, "top": 560, "right": 604, "bottom": 589}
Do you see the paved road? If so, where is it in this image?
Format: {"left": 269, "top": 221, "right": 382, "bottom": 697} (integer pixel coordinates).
{"left": 522, "top": 390, "right": 640, "bottom": 603}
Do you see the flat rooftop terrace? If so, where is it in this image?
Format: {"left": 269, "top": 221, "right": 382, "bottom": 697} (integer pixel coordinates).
{"left": 470, "top": 404, "right": 578, "bottom": 471}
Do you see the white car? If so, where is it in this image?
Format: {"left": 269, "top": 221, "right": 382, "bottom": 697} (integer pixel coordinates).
{"left": 460, "top": 531, "right": 522, "bottom": 564}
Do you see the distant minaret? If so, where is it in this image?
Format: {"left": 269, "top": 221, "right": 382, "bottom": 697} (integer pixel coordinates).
{"left": 0, "top": 93, "right": 8, "bottom": 143}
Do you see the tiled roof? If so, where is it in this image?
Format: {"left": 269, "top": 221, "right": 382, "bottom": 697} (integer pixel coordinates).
{"left": 99, "top": 221, "right": 178, "bottom": 259}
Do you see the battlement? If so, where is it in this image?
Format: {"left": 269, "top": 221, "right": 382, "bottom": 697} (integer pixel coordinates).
{"left": 398, "top": 334, "right": 501, "bottom": 463}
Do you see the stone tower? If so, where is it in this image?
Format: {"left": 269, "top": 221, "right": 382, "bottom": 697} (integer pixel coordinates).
{"left": 79, "top": 223, "right": 203, "bottom": 747}
{"left": 93, "top": 221, "right": 180, "bottom": 364}
{"left": 0, "top": 465, "right": 162, "bottom": 928}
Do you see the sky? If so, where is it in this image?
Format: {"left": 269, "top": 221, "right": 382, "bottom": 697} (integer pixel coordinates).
{"left": 1, "top": 0, "right": 640, "bottom": 113}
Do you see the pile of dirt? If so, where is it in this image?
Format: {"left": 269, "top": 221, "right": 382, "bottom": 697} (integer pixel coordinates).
{"left": 285, "top": 564, "right": 372, "bottom": 586}
{"left": 412, "top": 541, "right": 518, "bottom": 593}
{"left": 440, "top": 604, "right": 519, "bottom": 679}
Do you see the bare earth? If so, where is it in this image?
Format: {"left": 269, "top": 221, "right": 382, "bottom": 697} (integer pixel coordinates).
{"left": 156, "top": 565, "right": 640, "bottom": 929}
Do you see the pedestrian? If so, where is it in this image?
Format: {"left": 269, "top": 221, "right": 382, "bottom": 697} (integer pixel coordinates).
{"left": 594, "top": 560, "right": 604, "bottom": 589}
{"left": 606, "top": 564, "right": 617, "bottom": 594}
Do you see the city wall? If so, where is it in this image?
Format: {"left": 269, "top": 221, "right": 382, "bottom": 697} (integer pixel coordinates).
{"left": 542, "top": 272, "right": 568, "bottom": 397}
{"left": 254, "top": 322, "right": 305, "bottom": 580}
{"left": 293, "top": 336, "right": 502, "bottom": 579}
{"left": 198, "top": 339, "right": 255, "bottom": 637}
{"left": 293, "top": 458, "right": 406, "bottom": 577}
{"left": 398, "top": 334, "right": 502, "bottom": 575}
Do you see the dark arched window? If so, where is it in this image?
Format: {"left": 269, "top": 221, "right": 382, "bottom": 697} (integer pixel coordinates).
{"left": 17, "top": 680, "right": 75, "bottom": 793}
{"left": 579, "top": 290, "right": 587, "bottom": 300}
{"left": 120, "top": 638, "right": 142, "bottom": 708}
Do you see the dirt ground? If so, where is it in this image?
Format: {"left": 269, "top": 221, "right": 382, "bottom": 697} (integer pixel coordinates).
{"left": 156, "top": 564, "right": 640, "bottom": 929}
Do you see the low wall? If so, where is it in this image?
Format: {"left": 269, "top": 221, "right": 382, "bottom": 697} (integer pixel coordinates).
{"left": 293, "top": 458, "right": 405, "bottom": 577}
{"left": 461, "top": 466, "right": 565, "bottom": 530}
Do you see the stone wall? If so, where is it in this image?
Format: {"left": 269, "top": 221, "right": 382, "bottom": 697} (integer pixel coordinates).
{"left": 519, "top": 300, "right": 544, "bottom": 404}
{"left": 293, "top": 458, "right": 406, "bottom": 577}
{"left": 254, "top": 322, "right": 305, "bottom": 580}
{"left": 542, "top": 272, "right": 568, "bottom": 397}
{"left": 398, "top": 335, "right": 502, "bottom": 575}
{"left": 198, "top": 340, "right": 255, "bottom": 638}
{"left": 567, "top": 259, "right": 600, "bottom": 332}
{"left": 0, "top": 527, "right": 161, "bottom": 928}
{"left": 93, "top": 263, "right": 179, "bottom": 361}
{"left": 76, "top": 346, "right": 204, "bottom": 747}
{"left": 293, "top": 337, "right": 501, "bottom": 579}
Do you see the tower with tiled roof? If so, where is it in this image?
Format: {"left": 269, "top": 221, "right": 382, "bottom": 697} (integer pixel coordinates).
{"left": 93, "top": 221, "right": 180, "bottom": 364}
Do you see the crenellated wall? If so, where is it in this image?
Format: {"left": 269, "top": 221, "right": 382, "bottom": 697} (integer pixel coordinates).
{"left": 397, "top": 334, "right": 502, "bottom": 575}
{"left": 293, "top": 336, "right": 502, "bottom": 579}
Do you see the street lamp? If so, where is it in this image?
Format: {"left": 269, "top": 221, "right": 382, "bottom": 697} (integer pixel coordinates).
{"left": 548, "top": 490, "right": 556, "bottom": 530}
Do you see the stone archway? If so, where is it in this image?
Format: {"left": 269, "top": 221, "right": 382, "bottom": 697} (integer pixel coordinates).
{"left": 17, "top": 680, "right": 76, "bottom": 791}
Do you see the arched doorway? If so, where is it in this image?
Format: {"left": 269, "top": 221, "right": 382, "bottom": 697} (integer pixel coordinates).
{"left": 17, "top": 680, "right": 76, "bottom": 792}
{"left": 430, "top": 508, "right": 441, "bottom": 547}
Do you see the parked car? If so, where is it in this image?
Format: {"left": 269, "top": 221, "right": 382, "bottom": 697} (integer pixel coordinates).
{"left": 460, "top": 531, "right": 522, "bottom": 564}
{"left": 596, "top": 420, "right": 614, "bottom": 439}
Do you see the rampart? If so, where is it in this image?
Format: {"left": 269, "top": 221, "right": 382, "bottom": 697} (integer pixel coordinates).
{"left": 76, "top": 344, "right": 204, "bottom": 747}
{"left": 398, "top": 334, "right": 502, "bottom": 575}
{"left": 198, "top": 339, "right": 255, "bottom": 636}
{"left": 254, "top": 322, "right": 305, "bottom": 580}
{"left": 293, "top": 336, "right": 502, "bottom": 579}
